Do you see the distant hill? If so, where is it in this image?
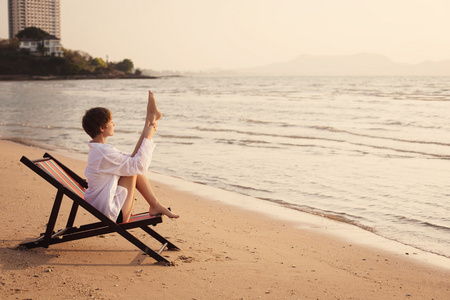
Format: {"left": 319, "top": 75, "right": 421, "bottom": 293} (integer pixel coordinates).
{"left": 232, "top": 53, "right": 450, "bottom": 76}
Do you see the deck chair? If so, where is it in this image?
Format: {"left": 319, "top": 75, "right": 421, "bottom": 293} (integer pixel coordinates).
{"left": 19, "top": 153, "right": 179, "bottom": 265}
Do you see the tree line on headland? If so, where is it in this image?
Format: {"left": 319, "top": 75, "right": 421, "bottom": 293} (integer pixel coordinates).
{"left": 0, "top": 27, "right": 153, "bottom": 80}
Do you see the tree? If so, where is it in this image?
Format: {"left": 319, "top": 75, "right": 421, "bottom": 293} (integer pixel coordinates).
{"left": 16, "top": 27, "right": 50, "bottom": 40}
{"left": 64, "top": 49, "right": 91, "bottom": 71}
{"left": 115, "top": 59, "right": 134, "bottom": 73}
{"left": 90, "top": 57, "right": 108, "bottom": 72}
{"left": 0, "top": 38, "right": 19, "bottom": 52}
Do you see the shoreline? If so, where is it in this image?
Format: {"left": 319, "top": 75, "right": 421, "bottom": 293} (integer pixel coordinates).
{"left": 0, "top": 74, "right": 157, "bottom": 81}
{"left": 0, "top": 74, "right": 183, "bottom": 81}
{"left": 1, "top": 139, "right": 449, "bottom": 299}
{"left": 149, "top": 171, "right": 450, "bottom": 270}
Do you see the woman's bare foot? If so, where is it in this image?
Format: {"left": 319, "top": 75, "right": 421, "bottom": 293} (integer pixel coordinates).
{"left": 149, "top": 203, "right": 179, "bottom": 219}
{"left": 147, "top": 90, "right": 162, "bottom": 123}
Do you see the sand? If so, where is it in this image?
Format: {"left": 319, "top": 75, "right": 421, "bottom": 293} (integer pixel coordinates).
{"left": 0, "top": 140, "right": 449, "bottom": 299}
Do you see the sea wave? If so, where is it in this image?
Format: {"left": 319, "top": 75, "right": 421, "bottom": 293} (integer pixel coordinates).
{"left": 195, "top": 126, "right": 450, "bottom": 158}
{"left": 159, "top": 134, "right": 203, "bottom": 139}
{"left": 0, "top": 122, "right": 74, "bottom": 130}
{"left": 229, "top": 183, "right": 273, "bottom": 194}
{"left": 394, "top": 215, "right": 450, "bottom": 231}
{"left": 241, "top": 118, "right": 295, "bottom": 127}
{"left": 311, "top": 125, "right": 450, "bottom": 146}
{"left": 256, "top": 196, "right": 374, "bottom": 232}
{"left": 0, "top": 122, "right": 135, "bottom": 134}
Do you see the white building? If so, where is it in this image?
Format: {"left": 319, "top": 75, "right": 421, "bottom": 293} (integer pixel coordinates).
{"left": 19, "top": 35, "right": 63, "bottom": 57}
{"left": 42, "top": 35, "right": 63, "bottom": 56}
{"left": 8, "top": 0, "right": 61, "bottom": 39}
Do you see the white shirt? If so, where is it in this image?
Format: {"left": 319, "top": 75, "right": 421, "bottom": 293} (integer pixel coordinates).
{"left": 84, "top": 138, "right": 156, "bottom": 221}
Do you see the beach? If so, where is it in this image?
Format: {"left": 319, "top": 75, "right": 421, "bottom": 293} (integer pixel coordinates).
{"left": 2, "top": 77, "right": 450, "bottom": 259}
{"left": 1, "top": 139, "right": 449, "bottom": 299}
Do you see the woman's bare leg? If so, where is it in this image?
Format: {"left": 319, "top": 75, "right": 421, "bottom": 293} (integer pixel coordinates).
{"left": 117, "top": 175, "right": 137, "bottom": 222}
{"left": 147, "top": 90, "right": 162, "bottom": 123}
{"left": 130, "top": 91, "right": 161, "bottom": 157}
{"left": 136, "top": 174, "right": 179, "bottom": 218}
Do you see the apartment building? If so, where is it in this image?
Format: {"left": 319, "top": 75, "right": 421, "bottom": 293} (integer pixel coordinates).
{"left": 8, "top": 0, "right": 61, "bottom": 39}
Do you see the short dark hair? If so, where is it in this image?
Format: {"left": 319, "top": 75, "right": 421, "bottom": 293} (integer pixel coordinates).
{"left": 82, "top": 107, "right": 112, "bottom": 139}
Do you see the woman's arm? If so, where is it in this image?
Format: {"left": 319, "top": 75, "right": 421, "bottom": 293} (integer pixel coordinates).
{"left": 131, "top": 120, "right": 157, "bottom": 157}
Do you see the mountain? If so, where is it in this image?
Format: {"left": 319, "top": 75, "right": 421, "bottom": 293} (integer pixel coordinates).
{"left": 233, "top": 53, "right": 450, "bottom": 76}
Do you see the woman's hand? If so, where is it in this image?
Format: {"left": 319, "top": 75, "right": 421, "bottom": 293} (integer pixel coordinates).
{"left": 146, "top": 120, "right": 158, "bottom": 138}
{"left": 151, "top": 121, "right": 158, "bottom": 132}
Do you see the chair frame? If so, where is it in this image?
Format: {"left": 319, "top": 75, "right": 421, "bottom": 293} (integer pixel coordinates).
{"left": 19, "top": 153, "right": 179, "bottom": 265}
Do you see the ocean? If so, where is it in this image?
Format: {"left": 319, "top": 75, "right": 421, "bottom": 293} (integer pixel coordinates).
{"left": 1, "top": 76, "right": 449, "bottom": 258}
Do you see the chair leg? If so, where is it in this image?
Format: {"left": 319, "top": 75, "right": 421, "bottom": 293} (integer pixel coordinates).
{"left": 42, "top": 189, "right": 64, "bottom": 248}
{"left": 140, "top": 225, "right": 180, "bottom": 251}
{"left": 113, "top": 226, "right": 171, "bottom": 264}
{"left": 66, "top": 202, "right": 79, "bottom": 228}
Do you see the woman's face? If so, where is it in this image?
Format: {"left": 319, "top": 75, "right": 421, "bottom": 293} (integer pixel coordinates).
{"left": 103, "top": 118, "right": 115, "bottom": 137}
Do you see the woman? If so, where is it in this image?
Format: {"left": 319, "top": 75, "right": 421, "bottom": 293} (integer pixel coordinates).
{"left": 82, "top": 90, "right": 179, "bottom": 223}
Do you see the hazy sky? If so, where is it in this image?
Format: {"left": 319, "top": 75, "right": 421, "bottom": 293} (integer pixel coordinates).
{"left": 2, "top": 0, "right": 450, "bottom": 71}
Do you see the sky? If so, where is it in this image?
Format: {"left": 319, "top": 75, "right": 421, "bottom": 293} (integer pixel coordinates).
{"left": 2, "top": 0, "right": 450, "bottom": 71}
